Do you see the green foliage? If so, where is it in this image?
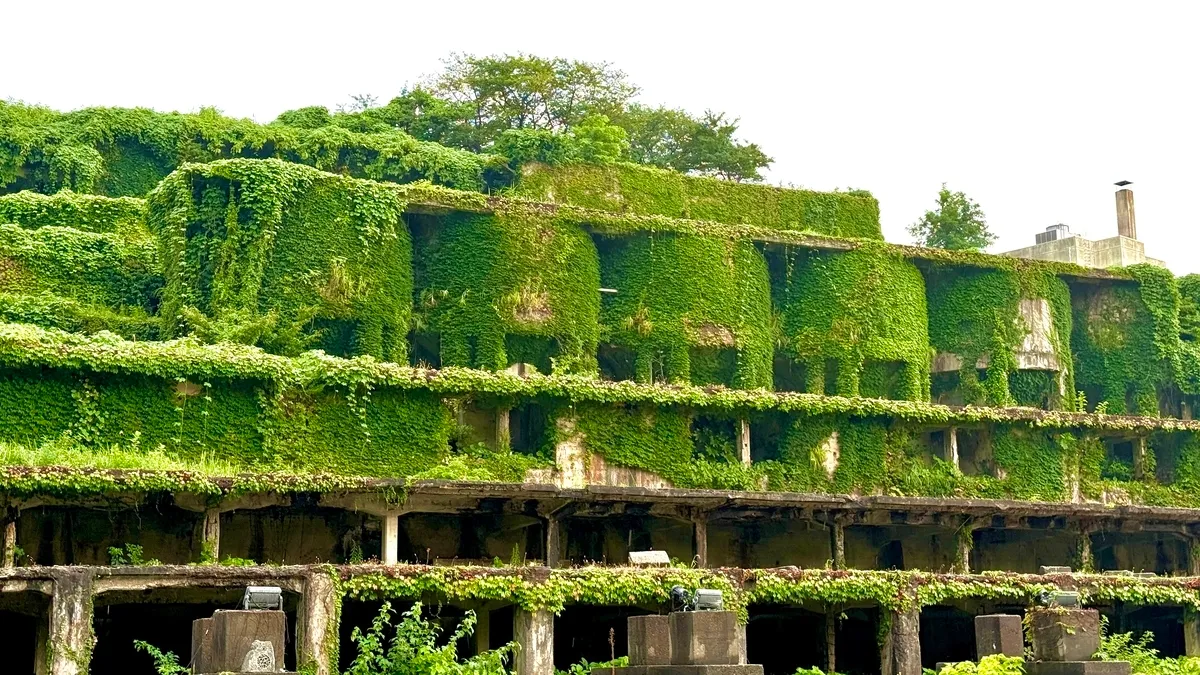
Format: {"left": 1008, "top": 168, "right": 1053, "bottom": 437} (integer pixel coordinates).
{"left": 415, "top": 212, "right": 600, "bottom": 373}
{"left": 909, "top": 185, "right": 995, "bottom": 251}
{"left": 0, "top": 100, "right": 499, "bottom": 197}
{"left": 148, "top": 159, "right": 412, "bottom": 360}
{"left": 1096, "top": 619, "right": 1200, "bottom": 675}
{"left": 133, "top": 640, "right": 190, "bottom": 675}
{"left": 598, "top": 232, "right": 772, "bottom": 388}
{"left": 933, "top": 655, "right": 1025, "bottom": 675}
{"left": 108, "top": 543, "right": 161, "bottom": 566}
{"left": 343, "top": 601, "right": 514, "bottom": 675}
{"left": 0, "top": 190, "right": 145, "bottom": 235}
{"left": 513, "top": 162, "right": 880, "bottom": 237}
{"left": 618, "top": 105, "right": 773, "bottom": 180}
{"left": 779, "top": 245, "right": 929, "bottom": 400}
{"left": 1072, "top": 265, "right": 1180, "bottom": 415}
{"left": 558, "top": 657, "right": 630, "bottom": 675}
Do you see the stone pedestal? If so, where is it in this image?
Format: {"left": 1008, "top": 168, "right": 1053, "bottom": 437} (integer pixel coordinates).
{"left": 193, "top": 609, "right": 286, "bottom": 674}
{"left": 1027, "top": 662, "right": 1132, "bottom": 675}
{"left": 669, "top": 612, "right": 739, "bottom": 666}
{"left": 593, "top": 667, "right": 763, "bottom": 675}
{"left": 975, "top": 614, "right": 1023, "bottom": 658}
{"left": 629, "top": 615, "right": 671, "bottom": 666}
{"left": 1029, "top": 609, "right": 1101, "bottom": 662}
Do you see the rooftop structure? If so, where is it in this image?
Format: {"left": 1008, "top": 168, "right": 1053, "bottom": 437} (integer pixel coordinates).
{"left": 3, "top": 102, "right": 1200, "bottom": 675}
{"left": 1002, "top": 184, "right": 1166, "bottom": 269}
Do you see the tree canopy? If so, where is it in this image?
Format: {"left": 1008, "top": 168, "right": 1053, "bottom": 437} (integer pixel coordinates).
{"left": 908, "top": 185, "right": 995, "bottom": 251}
{"left": 273, "top": 53, "right": 772, "bottom": 181}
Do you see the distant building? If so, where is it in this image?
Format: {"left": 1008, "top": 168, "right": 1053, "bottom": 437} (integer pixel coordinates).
{"left": 1001, "top": 185, "right": 1165, "bottom": 268}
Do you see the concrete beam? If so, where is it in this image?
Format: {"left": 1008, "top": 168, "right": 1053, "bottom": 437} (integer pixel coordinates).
{"left": 49, "top": 568, "right": 94, "bottom": 675}
{"left": 514, "top": 608, "right": 554, "bottom": 675}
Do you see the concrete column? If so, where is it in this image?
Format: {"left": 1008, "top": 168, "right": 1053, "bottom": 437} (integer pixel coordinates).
{"left": 886, "top": 607, "right": 922, "bottom": 675}
{"left": 830, "top": 520, "right": 846, "bottom": 570}
{"left": 545, "top": 516, "right": 562, "bottom": 568}
{"left": 475, "top": 606, "right": 491, "bottom": 656}
{"left": 297, "top": 570, "right": 339, "bottom": 675}
{"left": 49, "top": 568, "right": 94, "bottom": 675}
{"left": 201, "top": 507, "right": 220, "bottom": 562}
{"left": 954, "top": 521, "right": 974, "bottom": 574}
{"left": 1132, "top": 437, "right": 1149, "bottom": 481}
{"left": 1077, "top": 528, "right": 1095, "bottom": 572}
{"left": 737, "top": 622, "right": 748, "bottom": 665}
{"left": 496, "top": 407, "right": 512, "bottom": 450}
{"left": 2, "top": 511, "right": 16, "bottom": 568}
{"left": 944, "top": 428, "right": 959, "bottom": 468}
{"left": 693, "top": 517, "right": 708, "bottom": 568}
{"left": 737, "top": 419, "right": 751, "bottom": 465}
{"left": 383, "top": 512, "right": 400, "bottom": 566}
{"left": 34, "top": 618, "right": 49, "bottom": 675}
{"left": 1189, "top": 539, "right": 1200, "bottom": 577}
{"left": 1186, "top": 612, "right": 1200, "bottom": 657}
{"left": 1116, "top": 188, "right": 1137, "bottom": 239}
{"left": 514, "top": 609, "right": 554, "bottom": 675}
{"left": 825, "top": 607, "right": 837, "bottom": 673}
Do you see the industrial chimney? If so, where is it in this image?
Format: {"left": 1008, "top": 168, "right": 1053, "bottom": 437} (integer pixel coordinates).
{"left": 1114, "top": 181, "right": 1136, "bottom": 239}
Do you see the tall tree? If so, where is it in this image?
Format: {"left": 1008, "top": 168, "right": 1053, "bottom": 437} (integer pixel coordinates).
{"left": 908, "top": 185, "right": 995, "bottom": 251}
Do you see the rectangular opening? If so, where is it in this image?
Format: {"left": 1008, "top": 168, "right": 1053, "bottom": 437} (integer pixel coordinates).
{"left": 920, "top": 606, "right": 976, "bottom": 667}
{"left": 409, "top": 331, "right": 441, "bottom": 368}
{"left": 772, "top": 351, "right": 807, "bottom": 393}
{"left": 397, "top": 513, "right": 544, "bottom": 565}
{"left": 450, "top": 398, "right": 502, "bottom": 451}
{"left": 220, "top": 506, "right": 381, "bottom": 565}
{"left": 689, "top": 346, "right": 737, "bottom": 387}
{"left": 750, "top": 412, "right": 788, "bottom": 463}
{"left": 1091, "top": 531, "right": 1189, "bottom": 575}
{"left": 504, "top": 335, "right": 555, "bottom": 375}
{"left": 957, "top": 429, "right": 991, "bottom": 476}
{"left": 562, "top": 514, "right": 692, "bottom": 566}
{"left": 860, "top": 360, "right": 903, "bottom": 400}
{"left": 691, "top": 414, "right": 739, "bottom": 463}
{"left": 971, "top": 528, "right": 1079, "bottom": 574}
{"left": 598, "top": 343, "right": 636, "bottom": 382}
{"left": 510, "top": 401, "right": 550, "bottom": 455}
{"left": 1102, "top": 439, "right": 1136, "bottom": 480}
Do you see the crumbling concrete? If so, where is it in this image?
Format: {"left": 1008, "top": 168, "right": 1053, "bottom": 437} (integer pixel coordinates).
{"left": 514, "top": 608, "right": 554, "bottom": 675}
{"left": 49, "top": 568, "right": 94, "bottom": 675}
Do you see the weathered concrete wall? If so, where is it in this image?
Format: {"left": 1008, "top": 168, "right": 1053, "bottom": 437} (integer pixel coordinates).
{"left": 971, "top": 528, "right": 1078, "bottom": 574}
{"left": 845, "top": 525, "right": 958, "bottom": 572}
{"left": 562, "top": 515, "right": 692, "bottom": 565}
{"left": 19, "top": 505, "right": 199, "bottom": 566}
{"left": 1091, "top": 531, "right": 1189, "bottom": 574}
{"left": 220, "top": 507, "right": 378, "bottom": 565}
{"left": 398, "top": 513, "right": 542, "bottom": 564}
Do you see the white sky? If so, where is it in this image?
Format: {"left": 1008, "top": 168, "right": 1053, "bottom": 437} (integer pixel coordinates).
{"left": 6, "top": 1, "right": 1199, "bottom": 273}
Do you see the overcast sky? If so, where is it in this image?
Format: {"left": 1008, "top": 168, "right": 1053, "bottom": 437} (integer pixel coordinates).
{"left": 7, "top": 1, "right": 1199, "bottom": 273}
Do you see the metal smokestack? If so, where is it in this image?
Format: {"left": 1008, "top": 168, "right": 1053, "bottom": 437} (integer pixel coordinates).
{"left": 1114, "top": 181, "right": 1136, "bottom": 239}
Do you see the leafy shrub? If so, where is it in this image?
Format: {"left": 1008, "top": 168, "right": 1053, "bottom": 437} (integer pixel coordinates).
{"left": 109, "top": 543, "right": 161, "bottom": 566}
{"left": 929, "top": 655, "right": 1024, "bottom": 675}
{"left": 343, "top": 601, "right": 514, "bottom": 675}
{"left": 133, "top": 640, "right": 189, "bottom": 675}
{"left": 1096, "top": 621, "right": 1200, "bottom": 675}
{"left": 556, "top": 656, "right": 630, "bottom": 675}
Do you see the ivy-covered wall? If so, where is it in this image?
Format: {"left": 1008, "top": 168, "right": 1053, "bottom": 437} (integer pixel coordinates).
{"left": 148, "top": 159, "right": 413, "bottom": 360}
{"left": 1071, "top": 265, "right": 1180, "bottom": 415}
{"left": 0, "top": 101, "right": 502, "bottom": 196}
{"left": 414, "top": 213, "right": 600, "bottom": 374}
{"left": 778, "top": 245, "right": 930, "bottom": 400}
{"left": 0, "top": 190, "right": 146, "bottom": 236}
{"left": 597, "top": 233, "right": 772, "bottom": 388}
{"left": 926, "top": 265, "right": 1074, "bottom": 408}
{"left": 513, "top": 162, "right": 883, "bottom": 239}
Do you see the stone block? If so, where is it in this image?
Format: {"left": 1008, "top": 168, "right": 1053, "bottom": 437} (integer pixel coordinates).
{"left": 207, "top": 609, "right": 286, "bottom": 673}
{"left": 1029, "top": 609, "right": 1101, "bottom": 662}
{"left": 628, "top": 615, "right": 671, "bottom": 666}
{"left": 1040, "top": 566, "right": 1072, "bottom": 575}
{"left": 975, "top": 614, "right": 1024, "bottom": 657}
{"left": 1026, "top": 661, "right": 1131, "bottom": 675}
{"left": 191, "top": 618, "right": 214, "bottom": 674}
{"left": 669, "top": 612, "right": 739, "bottom": 666}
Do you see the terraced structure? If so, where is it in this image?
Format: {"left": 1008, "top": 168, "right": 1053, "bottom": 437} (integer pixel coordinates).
{"left": 4, "top": 101, "right": 1200, "bottom": 675}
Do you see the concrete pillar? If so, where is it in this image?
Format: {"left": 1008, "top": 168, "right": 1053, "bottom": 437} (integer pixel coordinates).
{"left": 954, "top": 521, "right": 974, "bottom": 574}
{"left": 944, "top": 427, "right": 959, "bottom": 468}
{"left": 383, "top": 512, "right": 400, "bottom": 566}
{"left": 2, "top": 511, "right": 16, "bottom": 568}
{"left": 830, "top": 520, "right": 846, "bottom": 570}
{"left": 1186, "top": 612, "right": 1200, "bottom": 657}
{"left": 693, "top": 517, "right": 708, "bottom": 568}
{"left": 545, "top": 516, "right": 562, "bottom": 568}
{"left": 475, "top": 606, "right": 491, "bottom": 656}
{"left": 886, "top": 607, "right": 922, "bottom": 675}
{"left": 1189, "top": 539, "right": 1200, "bottom": 577}
{"left": 825, "top": 607, "right": 837, "bottom": 673}
{"left": 736, "top": 622, "right": 748, "bottom": 665}
{"left": 201, "top": 507, "right": 220, "bottom": 562}
{"left": 1132, "top": 437, "right": 1149, "bottom": 481}
{"left": 297, "top": 570, "right": 339, "bottom": 675}
{"left": 514, "top": 609, "right": 554, "bottom": 675}
{"left": 737, "top": 419, "right": 751, "bottom": 465}
{"left": 33, "top": 616, "right": 49, "bottom": 675}
{"left": 496, "top": 407, "right": 512, "bottom": 450}
{"left": 1116, "top": 188, "right": 1137, "bottom": 239}
{"left": 1183, "top": 401, "right": 1194, "bottom": 421}
{"left": 49, "top": 568, "right": 94, "bottom": 675}
{"left": 1077, "top": 528, "right": 1095, "bottom": 572}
